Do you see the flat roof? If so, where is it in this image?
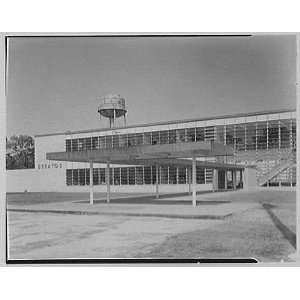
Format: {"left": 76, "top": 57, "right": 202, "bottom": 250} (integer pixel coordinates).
{"left": 46, "top": 140, "right": 248, "bottom": 169}
{"left": 35, "top": 108, "right": 296, "bottom": 138}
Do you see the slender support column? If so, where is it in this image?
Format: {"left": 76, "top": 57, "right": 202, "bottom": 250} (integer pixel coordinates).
{"left": 156, "top": 165, "right": 159, "bottom": 199}
{"left": 89, "top": 161, "right": 94, "bottom": 205}
{"left": 232, "top": 170, "right": 237, "bottom": 190}
{"left": 240, "top": 169, "right": 243, "bottom": 188}
{"left": 188, "top": 167, "right": 192, "bottom": 194}
{"left": 224, "top": 170, "right": 228, "bottom": 190}
{"left": 213, "top": 169, "right": 218, "bottom": 192}
{"left": 192, "top": 156, "right": 196, "bottom": 207}
{"left": 106, "top": 161, "right": 110, "bottom": 203}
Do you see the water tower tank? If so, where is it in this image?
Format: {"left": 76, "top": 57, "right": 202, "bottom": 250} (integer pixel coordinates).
{"left": 98, "top": 94, "right": 127, "bottom": 128}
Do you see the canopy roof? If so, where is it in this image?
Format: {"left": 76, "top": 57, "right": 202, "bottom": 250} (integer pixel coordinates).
{"left": 46, "top": 141, "right": 252, "bottom": 170}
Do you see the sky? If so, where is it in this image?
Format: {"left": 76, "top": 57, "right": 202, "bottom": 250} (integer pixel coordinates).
{"left": 6, "top": 35, "right": 297, "bottom": 137}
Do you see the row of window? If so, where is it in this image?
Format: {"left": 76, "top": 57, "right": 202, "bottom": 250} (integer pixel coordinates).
{"left": 65, "top": 119, "right": 296, "bottom": 152}
{"left": 66, "top": 166, "right": 213, "bottom": 186}
{"left": 65, "top": 126, "right": 215, "bottom": 152}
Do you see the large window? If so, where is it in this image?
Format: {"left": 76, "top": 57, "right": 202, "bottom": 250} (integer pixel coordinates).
{"left": 113, "top": 168, "right": 120, "bottom": 185}
{"left": 196, "top": 167, "right": 205, "bottom": 184}
{"left": 121, "top": 167, "right": 128, "bottom": 185}
{"left": 178, "top": 167, "right": 186, "bottom": 184}
{"left": 169, "top": 167, "right": 177, "bottom": 184}
{"left": 268, "top": 120, "right": 279, "bottom": 149}
{"left": 66, "top": 169, "right": 72, "bottom": 185}
{"left": 66, "top": 140, "right": 72, "bottom": 152}
{"left": 128, "top": 167, "right": 135, "bottom": 185}
{"left": 79, "top": 169, "right": 85, "bottom": 185}
{"left": 196, "top": 127, "right": 205, "bottom": 141}
{"left": 257, "top": 121, "right": 267, "bottom": 150}
{"left": 144, "top": 166, "right": 152, "bottom": 184}
{"left": 245, "top": 123, "right": 256, "bottom": 151}
{"left": 160, "top": 130, "right": 169, "bottom": 144}
{"left": 186, "top": 128, "right": 195, "bottom": 142}
{"left": 280, "top": 119, "right": 290, "bottom": 148}
{"left": 136, "top": 167, "right": 144, "bottom": 184}
{"left": 235, "top": 124, "right": 245, "bottom": 151}
{"left": 176, "top": 129, "right": 186, "bottom": 143}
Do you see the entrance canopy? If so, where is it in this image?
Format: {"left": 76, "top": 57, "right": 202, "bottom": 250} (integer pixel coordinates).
{"left": 46, "top": 140, "right": 243, "bottom": 170}
{"left": 46, "top": 140, "right": 253, "bottom": 207}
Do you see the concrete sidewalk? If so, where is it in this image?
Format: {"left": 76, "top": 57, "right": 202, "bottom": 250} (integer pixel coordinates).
{"left": 8, "top": 191, "right": 259, "bottom": 220}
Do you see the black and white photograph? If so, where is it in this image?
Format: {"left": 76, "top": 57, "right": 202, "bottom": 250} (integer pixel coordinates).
{"left": 4, "top": 33, "right": 299, "bottom": 264}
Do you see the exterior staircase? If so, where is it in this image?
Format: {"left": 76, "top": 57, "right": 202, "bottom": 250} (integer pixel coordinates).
{"left": 257, "top": 150, "right": 296, "bottom": 186}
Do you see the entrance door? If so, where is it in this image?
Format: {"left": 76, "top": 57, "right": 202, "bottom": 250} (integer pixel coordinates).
{"left": 218, "top": 170, "right": 226, "bottom": 189}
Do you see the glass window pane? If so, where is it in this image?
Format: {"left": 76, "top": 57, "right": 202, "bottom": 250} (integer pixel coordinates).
{"left": 186, "top": 128, "right": 195, "bottom": 142}
{"left": 66, "top": 169, "right": 72, "bottom": 185}
{"left": 72, "top": 139, "right": 78, "bottom": 152}
{"left": 99, "top": 168, "right": 106, "bottom": 184}
{"left": 99, "top": 136, "right": 106, "bottom": 149}
{"left": 85, "top": 168, "right": 90, "bottom": 185}
{"left": 169, "top": 130, "right": 176, "bottom": 144}
{"left": 176, "top": 129, "right": 186, "bottom": 143}
{"left": 178, "top": 167, "right": 186, "bottom": 184}
{"left": 205, "top": 168, "right": 213, "bottom": 183}
{"left": 160, "top": 130, "right": 168, "bottom": 144}
{"left": 92, "top": 137, "right": 99, "bottom": 150}
{"left": 129, "top": 167, "right": 135, "bottom": 185}
{"left": 216, "top": 126, "right": 224, "bottom": 144}
{"left": 246, "top": 123, "right": 256, "bottom": 150}
{"left": 72, "top": 169, "right": 79, "bottom": 185}
{"left": 119, "top": 134, "right": 128, "bottom": 147}
{"left": 128, "top": 134, "right": 136, "bottom": 147}
{"left": 78, "top": 138, "right": 85, "bottom": 151}
{"left": 136, "top": 167, "right": 144, "bottom": 184}
{"left": 151, "top": 166, "right": 158, "bottom": 184}
{"left": 113, "top": 168, "right": 120, "bottom": 185}
{"left": 79, "top": 169, "right": 85, "bottom": 185}
{"left": 152, "top": 131, "right": 159, "bottom": 145}
{"left": 112, "top": 135, "right": 119, "bottom": 148}
{"left": 169, "top": 167, "right": 177, "bottom": 184}
{"left": 160, "top": 166, "right": 168, "bottom": 184}
{"left": 136, "top": 133, "right": 143, "bottom": 145}
{"left": 144, "top": 166, "right": 151, "bottom": 184}
{"left": 235, "top": 124, "right": 245, "bottom": 151}
{"left": 85, "top": 137, "right": 92, "bottom": 151}
{"left": 93, "top": 168, "right": 99, "bottom": 185}
{"left": 196, "top": 167, "right": 205, "bottom": 184}
{"left": 66, "top": 140, "right": 72, "bottom": 152}
{"left": 268, "top": 120, "right": 279, "bottom": 149}
{"left": 121, "top": 167, "right": 128, "bottom": 184}
{"left": 280, "top": 119, "right": 290, "bottom": 148}
{"left": 143, "top": 132, "right": 151, "bottom": 145}
{"left": 257, "top": 121, "right": 267, "bottom": 149}
{"left": 205, "top": 126, "right": 215, "bottom": 141}
{"left": 106, "top": 135, "right": 113, "bottom": 148}
{"left": 196, "top": 127, "right": 205, "bottom": 141}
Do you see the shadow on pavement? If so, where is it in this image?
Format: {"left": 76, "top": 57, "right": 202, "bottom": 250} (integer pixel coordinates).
{"left": 75, "top": 191, "right": 231, "bottom": 205}
{"left": 262, "top": 203, "right": 296, "bottom": 249}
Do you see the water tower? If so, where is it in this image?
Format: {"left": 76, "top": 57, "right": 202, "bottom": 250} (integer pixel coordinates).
{"left": 97, "top": 94, "right": 127, "bottom": 128}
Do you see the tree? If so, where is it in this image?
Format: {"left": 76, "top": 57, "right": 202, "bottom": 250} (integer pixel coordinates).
{"left": 6, "top": 135, "right": 35, "bottom": 169}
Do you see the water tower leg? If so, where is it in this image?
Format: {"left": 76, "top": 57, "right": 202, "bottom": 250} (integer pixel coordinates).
{"left": 106, "top": 161, "right": 110, "bottom": 203}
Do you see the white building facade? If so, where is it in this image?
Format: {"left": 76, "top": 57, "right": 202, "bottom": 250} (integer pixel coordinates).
{"left": 7, "top": 109, "right": 296, "bottom": 193}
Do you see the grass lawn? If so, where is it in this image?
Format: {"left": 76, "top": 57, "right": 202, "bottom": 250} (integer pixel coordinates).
{"left": 139, "top": 190, "right": 296, "bottom": 262}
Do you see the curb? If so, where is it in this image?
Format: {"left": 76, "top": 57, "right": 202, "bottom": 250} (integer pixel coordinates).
{"left": 7, "top": 208, "right": 232, "bottom": 220}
